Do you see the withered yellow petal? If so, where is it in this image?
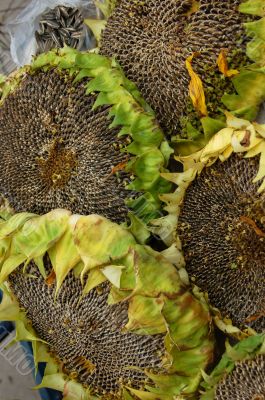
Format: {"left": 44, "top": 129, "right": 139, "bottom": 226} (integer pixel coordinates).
{"left": 217, "top": 49, "right": 239, "bottom": 78}
{"left": 185, "top": 53, "right": 208, "bottom": 117}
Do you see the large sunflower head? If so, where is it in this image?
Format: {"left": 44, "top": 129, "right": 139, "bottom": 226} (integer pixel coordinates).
{"left": 200, "top": 334, "right": 265, "bottom": 399}
{"left": 92, "top": 0, "right": 265, "bottom": 152}
{"left": 157, "top": 113, "right": 265, "bottom": 336}
{"left": 0, "top": 47, "right": 171, "bottom": 231}
{"left": 0, "top": 210, "right": 214, "bottom": 399}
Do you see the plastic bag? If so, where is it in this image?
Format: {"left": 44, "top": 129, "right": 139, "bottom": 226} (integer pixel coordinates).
{"left": 7, "top": 0, "right": 101, "bottom": 67}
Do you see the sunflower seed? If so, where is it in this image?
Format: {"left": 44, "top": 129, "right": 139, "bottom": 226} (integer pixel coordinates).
{"left": 39, "top": 22, "right": 45, "bottom": 35}
{"left": 74, "top": 16, "right": 84, "bottom": 29}
{"left": 59, "top": 28, "right": 70, "bottom": 38}
{"left": 58, "top": 6, "right": 69, "bottom": 18}
{"left": 54, "top": 6, "right": 61, "bottom": 21}
{"left": 66, "top": 14, "right": 76, "bottom": 27}
{"left": 66, "top": 26, "right": 77, "bottom": 32}
{"left": 45, "top": 20, "right": 60, "bottom": 29}
{"left": 71, "top": 29, "right": 83, "bottom": 39}
{"left": 36, "top": 6, "right": 88, "bottom": 53}
{"left": 44, "top": 38, "right": 54, "bottom": 53}
{"left": 40, "top": 13, "right": 54, "bottom": 21}
{"left": 50, "top": 31, "right": 62, "bottom": 47}
{"left": 68, "top": 8, "right": 77, "bottom": 17}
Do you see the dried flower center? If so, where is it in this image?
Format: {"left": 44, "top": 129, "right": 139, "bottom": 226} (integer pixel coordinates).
{"left": 178, "top": 155, "right": 265, "bottom": 332}
{"left": 37, "top": 139, "right": 77, "bottom": 188}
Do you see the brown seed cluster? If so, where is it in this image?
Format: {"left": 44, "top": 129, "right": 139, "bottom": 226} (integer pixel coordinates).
{"left": 100, "top": 0, "right": 250, "bottom": 136}
{"left": 9, "top": 260, "right": 165, "bottom": 396}
{"left": 178, "top": 155, "right": 265, "bottom": 332}
{"left": 0, "top": 68, "right": 133, "bottom": 222}
{"left": 215, "top": 354, "right": 265, "bottom": 399}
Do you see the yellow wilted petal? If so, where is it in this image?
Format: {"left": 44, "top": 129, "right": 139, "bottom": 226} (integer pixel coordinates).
{"left": 219, "top": 145, "right": 233, "bottom": 162}
{"left": 217, "top": 49, "right": 239, "bottom": 78}
{"left": 225, "top": 112, "right": 250, "bottom": 130}
{"left": 231, "top": 125, "right": 262, "bottom": 153}
{"left": 253, "top": 122, "right": 265, "bottom": 138}
{"left": 200, "top": 128, "right": 234, "bottom": 163}
{"left": 245, "top": 141, "right": 265, "bottom": 158}
{"left": 161, "top": 169, "right": 197, "bottom": 186}
{"left": 186, "top": 53, "right": 208, "bottom": 117}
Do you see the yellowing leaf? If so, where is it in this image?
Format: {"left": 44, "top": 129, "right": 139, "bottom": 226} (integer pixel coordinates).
{"left": 217, "top": 50, "right": 239, "bottom": 78}
{"left": 185, "top": 53, "right": 208, "bottom": 117}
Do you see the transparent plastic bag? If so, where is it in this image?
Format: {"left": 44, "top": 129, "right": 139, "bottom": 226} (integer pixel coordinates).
{"left": 7, "top": 0, "right": 100, "bottom": 67}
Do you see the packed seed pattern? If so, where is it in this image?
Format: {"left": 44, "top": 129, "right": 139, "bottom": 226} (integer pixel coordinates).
{"left": 100, "top": 0, "right": 250, "bottom": 135}
{"left": 215, "top": 355, "right": 265, "bottom": 399}
{"left": 9, "top": 261, "right": 165, "bottom": 396}
{"left": 0, "top": 69, "right": 132, "bottom": 222}
{"left": 178, "top": 155, "right": 265, "bottom": 332}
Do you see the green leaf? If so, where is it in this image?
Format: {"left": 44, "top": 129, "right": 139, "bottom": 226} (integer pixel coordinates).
{"left": 222, "top": 70, "right": 265, "bottom": 118}
{"left": 86, "top": 69, "right": 123, "bottom": 93}
{"left": 75, "top": 53, "right": 111, "bottom": 70}
{"left": 244, "top": 18, "right": 265, "bottom": 40}
{"left": 201, "top": 117, "right": 226, "bottom": 140}
{"left": 239, "top": 0, "right": 265, "bottom": 16}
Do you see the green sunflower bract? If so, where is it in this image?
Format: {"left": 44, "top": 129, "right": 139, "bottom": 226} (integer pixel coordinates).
{"left": 0, "top": 209, "right": 214, "bottom": 399}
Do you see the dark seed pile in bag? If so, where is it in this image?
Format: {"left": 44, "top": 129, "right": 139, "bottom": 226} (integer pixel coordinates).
{"left": 35, "top": 5, "right": 86, "bottom": 53}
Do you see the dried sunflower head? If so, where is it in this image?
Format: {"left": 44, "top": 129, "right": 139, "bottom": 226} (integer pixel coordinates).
{"left": 0, "top": 47, "right": 172, "bottom": 232}
{"left": 93, "top": 0, "right": 265, "bottom": 153}
{"left": 156, "top": 114, "right": 265, "bottom": 335}
{"left": 0, "top": 210, "right": 214, "bottom": 399}
{"left": 200, "top": 334, "right": 265, "bottom": 400}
